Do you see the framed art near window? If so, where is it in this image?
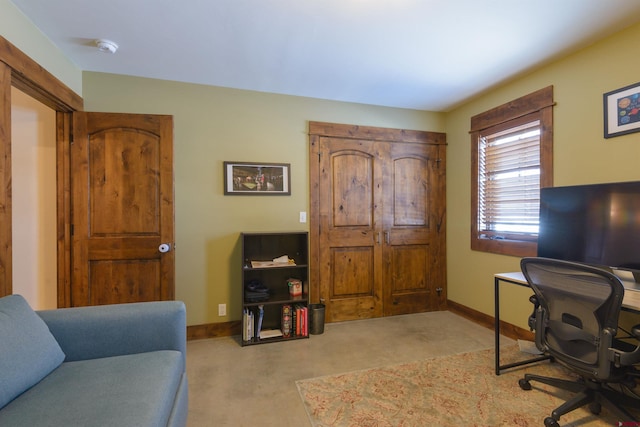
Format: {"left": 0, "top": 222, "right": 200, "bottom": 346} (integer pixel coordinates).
{"left": 604, "top": 81, "right": 640, "bottom": 138}
{"left": 224, "top": 161, "right": 291, "bottom": 195}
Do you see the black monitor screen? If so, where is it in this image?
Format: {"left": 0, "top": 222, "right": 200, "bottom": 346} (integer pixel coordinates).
{"left": 537, "top": 181, "right": 640, "bottom": 271}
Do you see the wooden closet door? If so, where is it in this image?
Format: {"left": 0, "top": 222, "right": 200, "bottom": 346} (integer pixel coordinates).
{"left": 381, "top": 142, "right": 447, "bottom": 315}
{"left": 317, "top": 137, "right": 384, "bottom": 321}
{"left": 310, "top": 122, "right": 446, "bottom": 323}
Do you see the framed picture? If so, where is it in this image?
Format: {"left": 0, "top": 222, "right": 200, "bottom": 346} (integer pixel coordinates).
{"left": 603, "top": 81, "right": 640, "bottom": 138}
{"left": 224, "top": 161, "right": 291, "bottom": 195}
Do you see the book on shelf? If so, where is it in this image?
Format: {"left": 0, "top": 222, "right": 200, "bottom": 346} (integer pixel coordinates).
{"left": 301, "top": 306, "right": 308, "bottom": 336}
{"left": 289, "top": 304, "right": 308, "bottom": 337}
{"left": 293, "top": 304, "right": 302, "bottom": 336}
{"left": 281, "top": 304, "right": 292, "bottom": 337}
{"left": 292, "top": 306, "right": 298, "bottom": 336}
{"left": 242, "top": 308, "right": 254, "bottom": 342}
{"left": 255, "top": 305, "right": 264, "bottom": 340}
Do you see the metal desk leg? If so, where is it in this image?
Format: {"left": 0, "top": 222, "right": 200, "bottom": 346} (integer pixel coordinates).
{"left": 495, "top": 276, "right": 501, "bottom": 375}
{"left": 494, "top": 276, "right": 550, "bottom": 375}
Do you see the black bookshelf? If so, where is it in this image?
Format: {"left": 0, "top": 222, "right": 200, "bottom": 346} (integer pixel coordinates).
{"left": 241, "top": 232, "right": 309, "bottom": 346}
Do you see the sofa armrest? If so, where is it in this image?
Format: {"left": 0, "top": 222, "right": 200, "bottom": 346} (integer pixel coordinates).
{"left": 37, "top": 301, "right": 186, "bottom": 366}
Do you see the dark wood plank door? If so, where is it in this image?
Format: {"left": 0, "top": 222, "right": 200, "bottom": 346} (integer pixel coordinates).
{"left": 71, "top": 112, "right": 174, "bottom": 306}
{"left": 318, "top": 137, "right": 384, "bottom": 322}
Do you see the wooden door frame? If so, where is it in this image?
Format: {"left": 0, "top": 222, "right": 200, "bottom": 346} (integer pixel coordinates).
{"left": 308, "top": 121, "right": 447, "bottom": 311}
{"left": 0, "top": 36, "right": 83, "bottom": 305}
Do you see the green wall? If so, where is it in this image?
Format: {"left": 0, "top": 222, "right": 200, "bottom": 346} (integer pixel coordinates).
{"left": 445, "top": 22, "right": 640, "bottom": 330}
{"left": 82, "top": 74, "right": 444, "bottom": 325}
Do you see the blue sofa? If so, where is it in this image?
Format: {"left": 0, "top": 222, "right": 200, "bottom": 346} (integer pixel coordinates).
{"left": 0, "top": 294, "right": 188, "bottom": 427}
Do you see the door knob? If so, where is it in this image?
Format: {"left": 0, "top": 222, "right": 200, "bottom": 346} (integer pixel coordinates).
{"left": 158, "top": 243, "right": 171, "bottom": 253}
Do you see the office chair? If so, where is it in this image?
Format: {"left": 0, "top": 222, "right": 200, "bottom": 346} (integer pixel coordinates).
{"left": 518, "top": 257, "right": 640, "bottom": 427}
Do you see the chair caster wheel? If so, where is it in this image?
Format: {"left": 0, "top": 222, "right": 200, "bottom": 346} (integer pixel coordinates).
{"left": 544, "top": 417, "right": 560, "bottom": 427}
{"left": 588, "top": 402, "right": 601, "bottom": 415}
{"left": 518, "top": 378, "right": 532, "bottom": 390}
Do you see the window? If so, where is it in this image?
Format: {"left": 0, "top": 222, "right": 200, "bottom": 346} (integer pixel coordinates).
{"left": 478, "top": 117, "right": 540, "bottom": 237}
{"left": 471, "top": 87, "right": 553, "bottom": 257}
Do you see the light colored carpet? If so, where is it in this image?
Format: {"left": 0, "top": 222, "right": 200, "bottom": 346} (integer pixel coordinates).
{"left": 296, "top": 345, "right": 639, "bottom": 427}
{"left": 187, "top": 311, "right": 500, "bottom": 426}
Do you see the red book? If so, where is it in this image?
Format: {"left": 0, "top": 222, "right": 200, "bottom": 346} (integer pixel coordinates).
{"left": 302, "top": 307, "right": 308, "bottom": 336}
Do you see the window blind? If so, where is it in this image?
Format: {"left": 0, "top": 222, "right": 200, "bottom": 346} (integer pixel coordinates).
{"left": 478, "top": 120, "right": 541, "bottom": 238}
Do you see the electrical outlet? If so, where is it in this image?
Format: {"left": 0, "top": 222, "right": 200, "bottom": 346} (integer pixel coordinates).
{"left": 218, "top": 304, "right": 226, "bottom": 316}
{"left": 299, "top": 211, "right": 307, "bottom": 223}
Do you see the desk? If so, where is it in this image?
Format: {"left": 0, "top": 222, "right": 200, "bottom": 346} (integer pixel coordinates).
{"left": 494, "top": 271, "right": 640, "bottom": 375}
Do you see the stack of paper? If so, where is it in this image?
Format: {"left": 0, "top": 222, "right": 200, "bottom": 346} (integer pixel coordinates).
{"left": 250, "top": 254, "right": 296, "bottom": 268}
{"left": 259, "top": 329, "right": 283, "bottom": 339}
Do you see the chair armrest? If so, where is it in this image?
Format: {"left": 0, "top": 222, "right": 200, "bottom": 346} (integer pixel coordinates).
{"left": 37, "top": 301, "right": 186, "bottom": 366}
{"left": 610, "top": 324, "right": 640, "bottom": 367}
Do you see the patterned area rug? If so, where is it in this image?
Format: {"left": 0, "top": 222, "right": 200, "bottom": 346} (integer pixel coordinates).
{"left": 296, "top": 346, "right": 639, "bottom": 427}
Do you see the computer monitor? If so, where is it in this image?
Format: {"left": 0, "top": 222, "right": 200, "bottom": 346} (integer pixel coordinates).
{"left": 537, "top": 181, "right": 640, "bottom": 273}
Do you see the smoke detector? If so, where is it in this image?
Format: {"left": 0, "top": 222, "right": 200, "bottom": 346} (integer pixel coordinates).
{"left": 95, "top": 39, "right": 118, "bottom": 54}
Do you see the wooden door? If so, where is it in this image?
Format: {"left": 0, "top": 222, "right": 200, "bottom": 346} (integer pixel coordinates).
{"left": 382, "top": 142, "right": 447, "bottom": 315}
{"left": 71, "top": 112, "right": 174, "bottom": 306}
{"left": 310, "top": 122, "right": 446, "bottom": 323}
{"left": 317, "top": 137, "right": 384, "bottom": 321}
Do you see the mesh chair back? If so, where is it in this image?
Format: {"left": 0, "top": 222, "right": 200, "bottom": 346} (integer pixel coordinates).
{"left": 520, "top": 257, "right": 625, "bottom": 378}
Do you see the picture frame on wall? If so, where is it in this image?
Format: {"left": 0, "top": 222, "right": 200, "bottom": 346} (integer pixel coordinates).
{"left": 603, "top": 81, "right": 640, "bottom": 138}
{"left": 223, "top": 161, "right": 291, "bottom": 195}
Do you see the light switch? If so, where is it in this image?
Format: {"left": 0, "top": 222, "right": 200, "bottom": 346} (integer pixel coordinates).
{"left": 299, "top": 211, "right": 307, "bottom": 223}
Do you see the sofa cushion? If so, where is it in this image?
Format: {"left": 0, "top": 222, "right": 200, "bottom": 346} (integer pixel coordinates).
{"left": 0, "top": 294, "right": 65, "bottom": 409}
{"left": 0, "top": 350, "right": 183, "bottom": 427}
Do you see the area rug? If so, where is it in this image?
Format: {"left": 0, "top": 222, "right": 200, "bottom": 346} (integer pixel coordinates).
{"left": 296, "top": 346, "right": 639, "bottom": 427}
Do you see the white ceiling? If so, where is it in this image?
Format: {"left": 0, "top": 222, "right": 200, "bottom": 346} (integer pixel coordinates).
{"left": 10, "top": 0, "right": 640, "bottom": 111}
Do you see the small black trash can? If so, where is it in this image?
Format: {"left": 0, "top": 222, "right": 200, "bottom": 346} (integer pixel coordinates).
{"left": 309, "top": 303, "right": 325, "bottom": 335}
